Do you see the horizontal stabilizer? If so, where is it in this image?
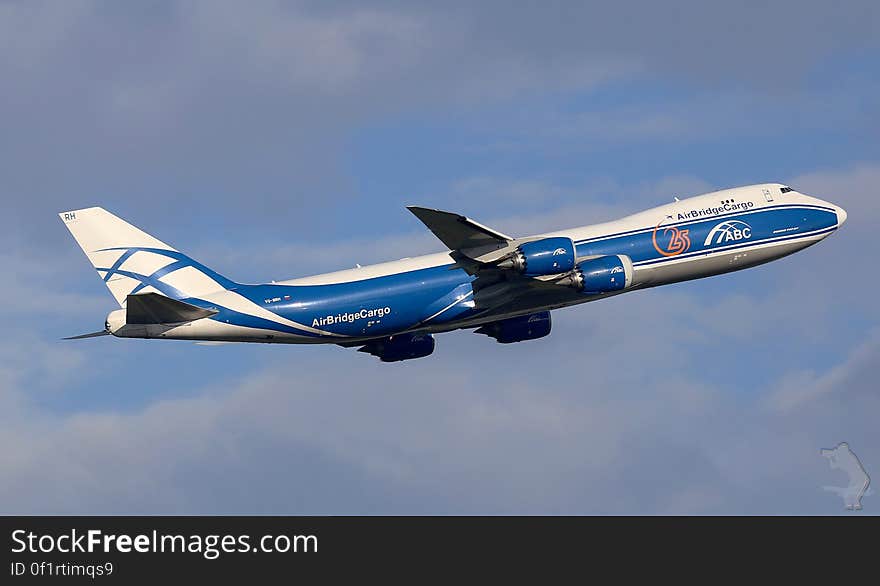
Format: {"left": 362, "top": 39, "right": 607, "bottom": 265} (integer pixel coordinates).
{"left": 63, "top": 330, "right": 110, "bottom": 340}
{"left": 407, "top": 206, "right": 511, "bottom": 255}
{"left": 126, "top": 293, "right": 218, "bottom": 325}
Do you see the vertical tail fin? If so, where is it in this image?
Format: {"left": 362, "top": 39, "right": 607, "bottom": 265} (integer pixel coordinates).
{"left": 59, "top": 207, "right": 236, "bottom": 306}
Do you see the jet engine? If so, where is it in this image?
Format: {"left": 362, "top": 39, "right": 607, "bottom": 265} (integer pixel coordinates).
{"left": 557, "top": 254, "right": 634, "bottom": 294}
{"left": 497, "top": 237, "right": 576, "bottom": 276}
{"left": 475, "top": 311, "right": 551, "bottom": 343}
{"left": 358, "top": 333, "right": 435, "bottom": 362}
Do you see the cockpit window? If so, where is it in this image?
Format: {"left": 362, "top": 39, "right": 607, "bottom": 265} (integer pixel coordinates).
{"left": 780, "top": 186, "right": 794, "bottom": 193}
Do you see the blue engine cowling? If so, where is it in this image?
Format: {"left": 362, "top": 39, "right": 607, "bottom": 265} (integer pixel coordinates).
{"left": 474, "top": 311, "right": 551, "bottom": 344}
{"left": 564, "top": 254, "right": 633, "bottom": 294}
{"left": 502, "top": 237, "right": 576, "bottom": 276}
{"left": 359, "top": 333, "right": 435, "bottom": 362}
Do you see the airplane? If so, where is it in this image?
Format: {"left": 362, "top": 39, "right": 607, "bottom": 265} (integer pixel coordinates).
{"left": 60, "top": 183, "right": 846, "bottom": 361}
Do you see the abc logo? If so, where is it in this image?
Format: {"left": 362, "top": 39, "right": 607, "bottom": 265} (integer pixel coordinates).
{"left": 703, "top": 220, "right": 752, "bottom": 246}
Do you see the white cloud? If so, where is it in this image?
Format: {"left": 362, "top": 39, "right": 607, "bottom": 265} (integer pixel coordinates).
{"left": 765, "top": 328, "right": 880, "bottom": 412}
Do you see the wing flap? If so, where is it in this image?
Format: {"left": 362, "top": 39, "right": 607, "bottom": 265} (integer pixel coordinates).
{"left": 126, "top": 292, "right": 218, "bottom": 325}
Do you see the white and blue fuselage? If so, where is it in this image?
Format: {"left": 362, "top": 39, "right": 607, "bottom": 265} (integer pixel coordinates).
{"left": 61, "top": 183, "right": 846, "bottom": 360}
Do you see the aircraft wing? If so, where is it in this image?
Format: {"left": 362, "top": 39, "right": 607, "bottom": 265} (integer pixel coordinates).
{"left": 126, "top": 292, "right": 218, "bottom": 324}
{"left": 406, "top": 206, "right": 593, "bottom": 311}
{"left": 406, "top": 206, "right": 516, "bottom": 262}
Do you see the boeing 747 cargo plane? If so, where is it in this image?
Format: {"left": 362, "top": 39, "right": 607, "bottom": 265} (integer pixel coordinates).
{"left": 61, "top": 183, "right": 846, "bottom": 361}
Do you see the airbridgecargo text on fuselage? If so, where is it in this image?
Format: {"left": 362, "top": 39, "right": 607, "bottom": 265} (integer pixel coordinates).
{"left": 312, "top": 306, "right": 392, "bottom": 328}
{"left": 677, "top": 200, "right": 754, "bottom": 220}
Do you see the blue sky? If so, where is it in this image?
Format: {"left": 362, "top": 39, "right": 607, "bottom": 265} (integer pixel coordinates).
{"left": 1, "top": 0, "right": 878, "bottom": 513}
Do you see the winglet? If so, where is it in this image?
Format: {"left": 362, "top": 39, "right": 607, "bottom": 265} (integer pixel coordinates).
{"left": 407, "top": 206, "right": 512, "bottom": 255}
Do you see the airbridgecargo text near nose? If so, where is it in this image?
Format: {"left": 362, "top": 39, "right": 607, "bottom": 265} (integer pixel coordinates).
{"left": 60, "top": 183, "right": 846, "bottom": 362}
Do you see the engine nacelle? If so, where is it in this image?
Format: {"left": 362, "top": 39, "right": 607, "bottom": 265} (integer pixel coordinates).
{"left": 359, "top": 333, "right": 435, "bottom": 362}
{"left": 560, "top": 254, "right": 634, "bottom": 294}
{"left": 475, "top": 311, "right": 551, "bottom": 344}
{"left": 499, "top": 237, "right": 576, "bottom": 276}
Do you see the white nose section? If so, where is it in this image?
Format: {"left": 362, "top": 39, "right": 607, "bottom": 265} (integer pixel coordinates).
{"left": 835, "top": 205, "right": 847, "bottom": 227}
